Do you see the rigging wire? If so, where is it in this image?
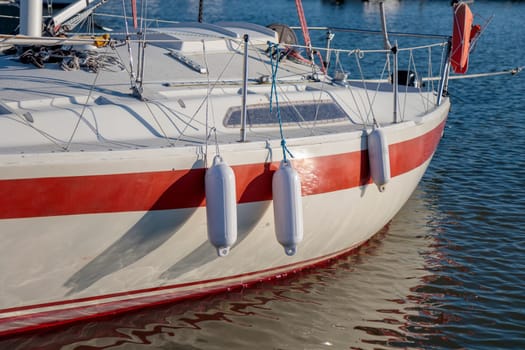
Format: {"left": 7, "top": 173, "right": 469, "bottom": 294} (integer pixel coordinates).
{"left": 120, "top": 0, "right": 136, "bottom": 86}
{"left": 64, "top": 47, "right": 110, "bottom": 151}
{"left": 202, "top": 39, "right": 220, "bottom": 167}
{"left": 333, "top": 51, "right": 368, "bottom": 126}
{"left": 174, "top": 40, "right": 243, "bottom": 145}
{"left": 353, "top": 52, "right": 379, "bottom": 127}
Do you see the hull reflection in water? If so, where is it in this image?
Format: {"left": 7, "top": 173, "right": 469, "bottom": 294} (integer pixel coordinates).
{"left": 0, "top": 187, "right": 465, "bottom": 349}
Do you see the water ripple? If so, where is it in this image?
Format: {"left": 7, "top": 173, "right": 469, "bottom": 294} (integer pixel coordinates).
{"left": 2, "top": 1, "right": 525, "bottom": 349}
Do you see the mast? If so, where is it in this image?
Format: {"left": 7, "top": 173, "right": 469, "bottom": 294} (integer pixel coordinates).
{"left": 20, "top": 0, "right": 42, "bottom": 37}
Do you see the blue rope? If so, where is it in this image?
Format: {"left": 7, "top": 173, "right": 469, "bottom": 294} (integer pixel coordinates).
{"left": 268, "top": 42, "right": 294, "bottom": 163}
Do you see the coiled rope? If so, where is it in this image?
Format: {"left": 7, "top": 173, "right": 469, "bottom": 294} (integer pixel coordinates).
{"left": 19, "top": 46, "right": 125, "bottom": 73}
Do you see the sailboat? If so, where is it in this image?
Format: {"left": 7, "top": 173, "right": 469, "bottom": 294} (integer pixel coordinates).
{"left": 0, "top": 0, "right": 477, "bottom": 336}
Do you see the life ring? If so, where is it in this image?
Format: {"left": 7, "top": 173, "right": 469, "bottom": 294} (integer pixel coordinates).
{"left": 451, "top": 2, "right": 474, "bottom": 74}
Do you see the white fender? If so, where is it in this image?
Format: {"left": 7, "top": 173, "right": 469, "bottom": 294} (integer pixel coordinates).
{"left": 272, "top": 160, "right": 303, "bottom": 256}
{"left": 205, "top": 155, "right": 237, "bottom": 257}
{"left": 368, "top": 127, "right": 391, "bottom": 192}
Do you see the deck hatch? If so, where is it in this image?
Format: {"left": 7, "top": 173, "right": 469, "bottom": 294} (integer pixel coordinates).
{"left": 224, "top": 100, "right": 349, "bottom": 127}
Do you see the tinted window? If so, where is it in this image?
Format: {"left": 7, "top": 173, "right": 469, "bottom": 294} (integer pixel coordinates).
{"left": 224, "top": 100, "right": 348, "bottom": 127}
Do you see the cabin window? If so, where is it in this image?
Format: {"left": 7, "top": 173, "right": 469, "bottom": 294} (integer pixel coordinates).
{"left": 224, "top": 100, "right": 348, "bottom": 128}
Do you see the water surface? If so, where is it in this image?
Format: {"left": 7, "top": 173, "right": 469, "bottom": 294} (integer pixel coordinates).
{"left": 2, "top": 1, "right": 524, "bottom": 349}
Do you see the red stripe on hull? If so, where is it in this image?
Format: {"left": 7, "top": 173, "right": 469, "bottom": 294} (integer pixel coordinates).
{"left": 389, "top": 122, "right": 445, "bottom": 177}
{"left": 0, "top": 120, "right": 445, "bottom": 219}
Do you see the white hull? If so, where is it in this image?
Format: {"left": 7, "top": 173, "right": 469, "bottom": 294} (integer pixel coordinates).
{"left": 0, "top": 10, "right": 455, "bottom": 335}
{"left": 0, "top": 102, "right": 448, "bottom": 335}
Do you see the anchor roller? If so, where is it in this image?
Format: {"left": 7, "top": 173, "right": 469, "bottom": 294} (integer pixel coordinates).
{"left": 272, "top": 160, "right": 303, "bottom": 256}
{"left": 368, "top": 127, "right": 391, "bottom": 192}
{"left": 205, "top": 155, "right": 237, "bottom": 257}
